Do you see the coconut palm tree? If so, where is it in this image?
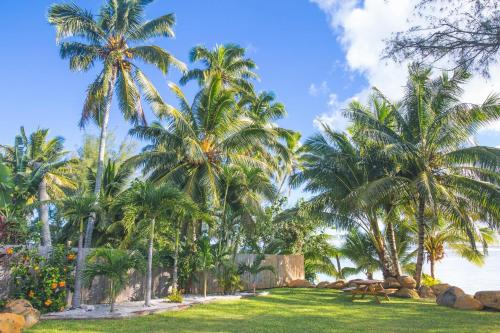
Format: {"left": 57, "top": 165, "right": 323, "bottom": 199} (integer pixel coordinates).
{"left": 130, "top": 78, "right": 284, "bottom": 207}
{"left": 83, "top": 248, "right": 144, "bottom": 312}
{"left": 180, "top": 44, "right": 257, "bottom": 91}
{"left": 1, "top": 127, "right": 75, "bottom": 247}
{"left": 119, "top": 181, "right": 196, "bottom": 306}
{"left": 345, "top": 64, "right": 500, "bottom": 287}
{"left": 48, "top": 0, "right": 186, "bottom": 248}
{"left": 341, "top": 229, "right": 381, "bottom": 279}
{"left": 290, "top": 126, "right": 395, "bottom": 278}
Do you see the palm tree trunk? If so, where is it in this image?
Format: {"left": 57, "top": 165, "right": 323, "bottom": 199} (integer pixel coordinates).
{"left": 145, "top": 218, "right": 155, "bottom": 306}
{"left": 84, "top": 72, "right": 115, "bottom": 249}
{"left": 369, "top": 217, "right": 392, "bottom": 279}
{"left": 386, "top": 221, "right": 401, "bottom": 277}
{"left": 172, "top": 226, "right": 179, "bottom": 292}
{"left": 72, "top": 220, "right": 85, "bottom": 308}
{"left": 335, "top": 255, "right": 343, "bottom": 279}
{"left": 110, "top": 280, "right": 115, "bottom": 313}
{"left": 203, "top": 271, "right": 207, "bottom": 298}
{"left": 414, "top": 197, "right": 426, "bottom": 288}
{"left": 430, "top": 257, "right": 435, "bottom": 279}
{"left": 38, "top": 177, "right": 52, "bottom": 248}
{"left": 172, "top": 226, "right": 180, "bottom": 292}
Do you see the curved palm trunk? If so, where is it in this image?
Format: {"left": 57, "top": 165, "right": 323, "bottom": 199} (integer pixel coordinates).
{"left": 71, "top": 220, "right": 85, "bottom": 308}
{"left": 414, "top": 197, "right": 426, "bottom": 288}
{"left": 38, "top": 177, "right": 52, "bottom": 248}
{"left": 145, "top": 218, "right": 155, "bottom": 306}
{"left": 386, "top": 221, "right": 401, "bottom": 277}
{"left": 84, "top": 73, "right": 115, "bottom": 249}
{"left": 335, "top": 255, "right": 343, "bottom": 279}
{"left": 369, "top": 217, "right": 393, "bottom": 279}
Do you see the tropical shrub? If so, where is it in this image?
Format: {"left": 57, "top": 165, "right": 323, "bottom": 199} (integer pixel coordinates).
{"left": 421, "top": 274, "right": 441, "bottom": 287}
{"left": 9, "top": 245, "right": 76, "bottom": 313}
{"left": 167, "top": 290, "right": 184, "bottom": 303}
{"left": 217, "top": 262, "right": 243, "bottom": 295}
{"left": 82, "top": 248, "right": 145, "bottom": 312}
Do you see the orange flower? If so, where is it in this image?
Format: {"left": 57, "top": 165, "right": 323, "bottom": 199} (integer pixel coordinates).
{"left": 5, "top": 248, "right": 13, "bottom": 255}
{"left": 44, "top": 299, "right": 53, "bottom": 307}
{"left": 51, "top": 282, "right": 58, "bottom": 290}
{"left": 28, "top": 290, "right": 35, "bottom": 298}
{"left": 58, "top": 281, "right": 66, "bottom": 288}
{"left": 67, "top": 253, "right": 76, "bottom": 261}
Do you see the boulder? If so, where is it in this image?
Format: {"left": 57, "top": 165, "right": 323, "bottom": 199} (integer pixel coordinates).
{"left": 431, "top": 283, "right": 452, "bottom": 297}
{"left": 383, "top": 277, "right": 401, "bottom": 289}
{"left": 316, "top": 281, "right": 330, "bottom": 289}
{"left": 418, "top": 285, "right": 436, "bottom": 299}
{"left": 287, "top": 279, "right": 312, "bottom": 288}
{"left": 0, "top": 313, "right": 25, "bottom": 333}
{"left": 327, "top": 280, "right": 346, "bottom": 289}
{"left": 20, "top": 307, "right": 40, "bottom": 328}
{"left": 454, "top": 295, "right": 484, "bottom": 311}
{"left": 474, "top": 291, "right": 500, "bottom": 311}
{"left": 436, "top": 286, "right": 465, "bottom": 307}
{"left": 397, "top": 275, "right": 417, "bottom": 289}
{"left": 3, "top": 299, "right": 33, "bottom": 314}
{"left": 394, "top": 287, "right": 420, "bottom": 299}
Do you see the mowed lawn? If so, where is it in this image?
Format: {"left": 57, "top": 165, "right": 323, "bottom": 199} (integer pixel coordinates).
{"left": 28, "top": 288, "right": 500, "bottom": 333}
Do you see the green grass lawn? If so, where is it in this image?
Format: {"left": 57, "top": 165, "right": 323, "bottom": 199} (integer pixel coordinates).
{"left": 28, "top": 288, "right": 500, "bottom": 333}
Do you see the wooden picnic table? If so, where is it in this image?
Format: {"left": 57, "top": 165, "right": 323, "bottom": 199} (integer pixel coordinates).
{"left": 342, "top": 279, "right": 391, "bottom": 304}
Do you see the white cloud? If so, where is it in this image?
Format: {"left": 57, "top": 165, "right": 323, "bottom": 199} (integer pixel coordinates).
{"left": 311, "top": 0, "right": 500, "bottom": 133}
{"left": 309, "top": 81, "right": 329, "bottom": 96}
{"left": 313, "top": 93, "right": 352, "bottom": 131}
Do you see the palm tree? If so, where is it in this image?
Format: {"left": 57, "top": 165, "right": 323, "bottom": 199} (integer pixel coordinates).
{"left": 180, "top": 44, "right": 257, "bottom": 91}
{"left": 196, "top": 235, "right": 215, "bottom": 297}
{"left": 1, "top": 127, "right": 75, "bottom": 247}
{"left": 58, "top": 193, "right": 97, "bottom": 308}
{"left": 341, "top": 229, "right": 381, "bottom": 279}
{"left": 48, "top": 0, "right": 186, "bottom": 248}
{"left": 83, "top": 248, "right": 144, "bottom": 312}
{"left": 130, "top": 78, "right": 283, "bottom": 208}
{"left": 424, "top": 214, "right": 496, "bottom": 279}
{"left": 119, "top": 181, "right": 194, "bottom": 306}
{"left": 290, "top": 126, "right": 395, "bottom": 278}
{"left": 238, "top": 254, "right": 275, "bottom": 294}
{"left": 345, "top": 64, "right": 500, "bottom": 287}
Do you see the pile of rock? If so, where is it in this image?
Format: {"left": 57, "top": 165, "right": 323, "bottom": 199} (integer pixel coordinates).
{"left": 315, "top": 280, "right": 347, "bottom": 289}
{"left": 381, "top": 275, "right": 421, "bottom": 299}
{"left": 435, "top": 287, "right": 500, "bottom": 311}
{"left": 0, "top": 299, "right": 40, "bottom": 332}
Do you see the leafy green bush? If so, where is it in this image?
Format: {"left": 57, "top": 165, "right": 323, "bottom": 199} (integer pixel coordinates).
{"left": 9, "top": 245, "right": 76, "bottom": 313}
{"left": 217, "top": 262, "right": 243, "bottom": 295}
{"left": 421, "top": 274, "right": 441, "bottom": 287}
{"left": 167, "top": 290, "right": 184, "bottom": 303}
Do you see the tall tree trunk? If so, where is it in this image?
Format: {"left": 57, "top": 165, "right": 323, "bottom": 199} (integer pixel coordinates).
{"left": 386, "top": 221, "right": 401, "bottom": 277}
{"left": 430, "top": 257, "right": 435, "bottom": 279}
{"left": 335, "top": 255, "right": 342, "bottom": 279}
{"left": 203, "top": 271, "right": 207, "bottom": 298}
{"left": 84, "top": 72, "right": 115, "bottom": 249}
{"left": 369, "top": 217, "right": 393, "bottom": 279}
{"left": 414, "top": 197, "right": 426, "bottom": 288}
{"left": 38, "top": 177, "right": 52, "bottom": 248}
{"left": 145, "top": 218, "right": 155, "bottom": 306}
{"left": 172, "top": 227, "right": 179, "bottom": 292}
{"left": 109, "top": 280, "right": 115, "bottom": 313}
{"left": 71, "top": 220, "right": 85, "bottom": 308}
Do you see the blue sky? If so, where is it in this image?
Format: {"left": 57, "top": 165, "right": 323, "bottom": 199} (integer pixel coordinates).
{"left": 1, "top": 0, "right": 498, "bottom": 152}
{"left": 0, "top": 0, "right": 364, "bottom": 151}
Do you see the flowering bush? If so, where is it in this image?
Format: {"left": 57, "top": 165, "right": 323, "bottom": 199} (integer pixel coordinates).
{"left": 9, "top": 245, "right": 76, "bottom": 313}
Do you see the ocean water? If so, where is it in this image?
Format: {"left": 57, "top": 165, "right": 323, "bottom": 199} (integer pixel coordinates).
{"left": 319, "top": 246, "right": 500, "bottom": 294}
